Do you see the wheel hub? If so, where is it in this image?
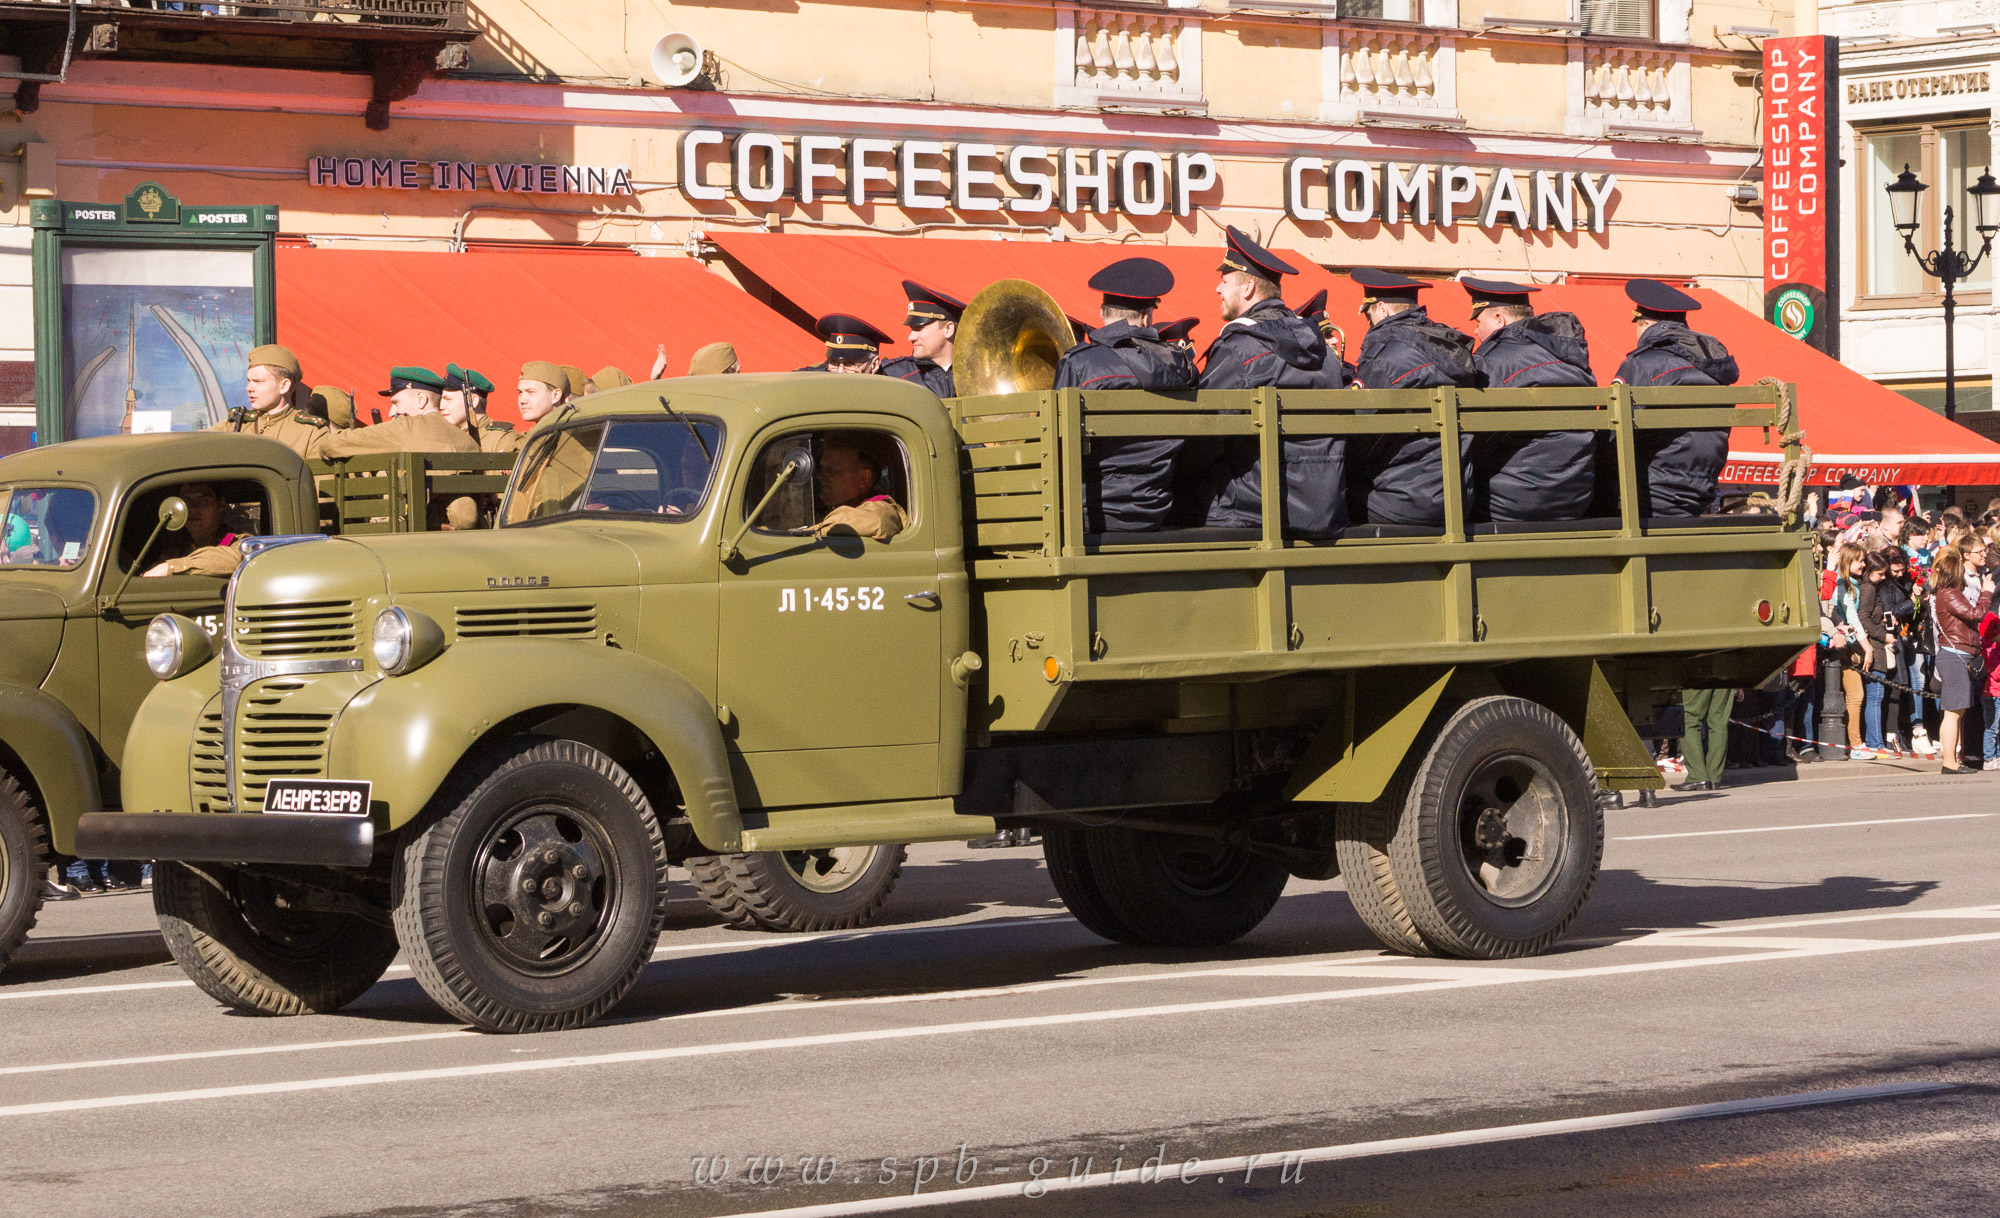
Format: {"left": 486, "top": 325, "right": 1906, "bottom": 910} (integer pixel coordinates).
{"left": 476, "top": 810, "right": 610, "bottom": 970}
{"left": 1455, "top": 754, "right": 1562, "bottom": 908}
{"left": 1472, "top": 807, "right": 1511, "bottom": 851}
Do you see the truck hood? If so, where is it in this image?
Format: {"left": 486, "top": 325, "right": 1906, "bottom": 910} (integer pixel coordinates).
{"left": 0, "top": 585, "right": 65, "bottom": 688}
{"left": 352, "top": 526, "right": 642, "bottom": 596}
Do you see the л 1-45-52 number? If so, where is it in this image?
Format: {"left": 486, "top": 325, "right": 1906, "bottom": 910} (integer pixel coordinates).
{"left": 778, "top": 586, "right": 886, "bottom": 613}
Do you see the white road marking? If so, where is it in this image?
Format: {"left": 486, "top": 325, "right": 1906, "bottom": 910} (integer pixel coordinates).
{"left": 0, "top": 926, "right": 1993, "bottom": 1119}
{"left": 1615, "top": 813, "right": 1992, "bottom": 841}
{"left": 0, "top": 979, "right": 195, "bottom": 1002}
{"left": 0, "top": 1031, "right": 477, "bottom": 1077}
{"left": 708, "top": 1081, "right": 1956, "bottom": 1217}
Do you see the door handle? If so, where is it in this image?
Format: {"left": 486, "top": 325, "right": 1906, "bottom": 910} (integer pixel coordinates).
{"left": 904, "top": 589, "right": 939, "bottom": 602}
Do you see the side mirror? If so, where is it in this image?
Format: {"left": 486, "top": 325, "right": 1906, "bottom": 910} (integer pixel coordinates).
{"left": 722, "top": 459, "right": 803, "bottom": 562}
{"left": 158, "top": 496, "right": 190, "bottom": 533}
{"left": 102, "top": 496, "right": 192, "bottom": 611}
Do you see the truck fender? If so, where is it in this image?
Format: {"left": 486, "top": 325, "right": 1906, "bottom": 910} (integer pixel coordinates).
{"left": 0, "top": 684, "right": 103, "bottom": 856}
{"left": 328, "top": 639, "right": 744, "bottom": 851}
{"left": 1282, "top": 668, "right": 1455, "bottom": 806}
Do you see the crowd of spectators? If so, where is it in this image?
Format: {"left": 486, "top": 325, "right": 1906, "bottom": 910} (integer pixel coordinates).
{"left": 1664, "top": 481, "right": 2000, "bottom": 786}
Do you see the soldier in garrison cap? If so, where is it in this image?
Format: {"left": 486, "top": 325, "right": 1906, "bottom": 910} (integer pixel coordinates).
{"left": 1052, "top": 257, "right": 1196, "bottom": 532}
{"left": 1188, "top": 227, "right": 1348, "bottom": 538}
{"left": 310, "top": 386, "right": 359, "bottom": 431}
{"left": 442, "top": 363, "right": 520, "bottom": 454}
{"left": 586, "top": 365, "right": 633, "bottom": 395}
{"left": 813, "top": 433, "right": 907, "bottom": 542}
{"left": 507, "top": 360, "right": 594, "bottom": 520}
{"left": 208, "top": 343, "right": 328, "bottom": 459}
{"left": 686, "top": 342, "right": 741, "bottom": 376}
{"left": 879, "top": 281, "right": 962, "bottom": 397}
{"left": 560, "top": 365, "right": 589, "bottom": 401}
{"left": 1462, "top": 277, "right": 1598, "bottom": 523}
{"left": 319, "top": 366, "right": 477, "bottom": 458}
{"left": 1348, "top": 267, "right": 1480, "bottom": 528}
{"left": 799, "top": 314, "right": 892, "bottom": 374}
{"left": 1613, "top": 279, "right": 1739, "bottom": 518}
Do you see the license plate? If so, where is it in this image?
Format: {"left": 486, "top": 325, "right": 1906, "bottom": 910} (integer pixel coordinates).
{"left": 263, "top": 779, "right": 372, "bottom": 817}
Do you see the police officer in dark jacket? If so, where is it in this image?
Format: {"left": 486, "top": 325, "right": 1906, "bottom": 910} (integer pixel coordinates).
{"left": 1349, "top": 268, "right": 1481, "bottom": 528}
{"left": 1193, "top": 227, "right": 1348, "bottom": 537}
{"left": 1296, "top": 288, "right": 1356, "bottom": 383}
{"left": 879, "top": 281, "right": 961, "bottom": 397}
{"left": 1614, "top": 279, "right": 1740, "bottom": 518}
{"left": 1155, "top": 316, "right": 1199, "bottom": 354}
{"left": 797, "top": 314, "right": 893, "bottom": 373}
{"left": 1463, "top": 277, "right": 1597, "bottom": 522}
{"left": 1053, "top": 257, "right": 1197, "bottom": 532}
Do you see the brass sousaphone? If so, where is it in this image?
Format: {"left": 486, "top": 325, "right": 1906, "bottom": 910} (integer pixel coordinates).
{"left": 955, "top": 279, "right": 1075, "bottom": 397}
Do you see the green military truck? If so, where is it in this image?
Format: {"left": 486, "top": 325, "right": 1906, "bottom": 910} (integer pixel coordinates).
{"left": 0, "top": 434, "right": 520, "bottom": 975}
{"left": 86, "top": 374, "right": 1814, "bottom": 1032}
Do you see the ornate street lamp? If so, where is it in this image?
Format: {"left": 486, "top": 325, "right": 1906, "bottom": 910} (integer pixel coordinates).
{"left": 1886, "top": 163, "right": 2000, "bottom": 421}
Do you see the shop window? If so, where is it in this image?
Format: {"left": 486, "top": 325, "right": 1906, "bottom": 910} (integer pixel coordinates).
{"left": 1580, "top": 0, "right": 1655, "bottom": 39}
{"left": 1862, "top": 122, "right": 1995, "bottom": 303}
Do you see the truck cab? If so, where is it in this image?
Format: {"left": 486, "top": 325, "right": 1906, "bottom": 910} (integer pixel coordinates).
{"left": 0, "top": 433, "right": 318, "bottom": 972}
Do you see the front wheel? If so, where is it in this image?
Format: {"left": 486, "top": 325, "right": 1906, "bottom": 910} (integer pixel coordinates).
{"left": 393, "top": 738, "right": 669, "bottom": 1033}
{"left": 0, "top": 769, "right": 49, "bottom": 975}
{"left": 688, "top": 845, "right": 906, "bottom": 932}
{"left": 1384, "top": 697, "right": 1603, "bottom": 959}
{"left": 153, "top": 861, "right": 400, "bottom": 1015}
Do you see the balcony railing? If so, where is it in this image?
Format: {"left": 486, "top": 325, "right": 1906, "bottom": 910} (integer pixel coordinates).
{"left": 0, "top": 1, "right": 467, "bottom": 29}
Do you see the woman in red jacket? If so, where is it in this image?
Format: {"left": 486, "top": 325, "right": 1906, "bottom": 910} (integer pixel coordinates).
{"left": 1930, "top": 536, "right": 1994, "bottom": 774}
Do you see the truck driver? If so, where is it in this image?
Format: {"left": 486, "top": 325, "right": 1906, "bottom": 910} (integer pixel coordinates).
{"left": 814, "top": 436, "right": 906, "bottom": 542}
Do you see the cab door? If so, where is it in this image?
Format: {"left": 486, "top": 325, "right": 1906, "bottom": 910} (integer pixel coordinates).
{"left": 716, "top": 418, "right": 944, "bottom": 807}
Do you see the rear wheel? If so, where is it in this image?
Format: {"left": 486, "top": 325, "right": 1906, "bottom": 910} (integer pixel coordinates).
{"left": 393, "top": 738, "right": 668, "bottom": 1033}
{"left": 1040, "top": 824, "right": 1141, "bottom": 943}
{"left": 1385, "top": 697, "right": 1603, "bottom": 959}
{"left": 688, "top": 845, "right": 907, "bottom": 932}
{"left": 1085, "top": 826, "right": 1289, "bottom": 948}
{"left": 153, "top": 861, "right": 399, "bottom": 1015}
{"left": 1333, "top": 798, "right": 1433, "bottom": 956}
{"left": 0, "top": 768, "right": 48, "bottom": 976}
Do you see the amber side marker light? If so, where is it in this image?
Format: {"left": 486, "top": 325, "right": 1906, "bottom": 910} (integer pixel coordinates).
{"left": 1044, "top": 656, "right": 1062, "bottom": 682}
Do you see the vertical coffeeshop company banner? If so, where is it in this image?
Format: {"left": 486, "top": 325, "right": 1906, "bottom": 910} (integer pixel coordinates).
{"left": 1762, "top": 35, "right": 1839, "bottom": 356}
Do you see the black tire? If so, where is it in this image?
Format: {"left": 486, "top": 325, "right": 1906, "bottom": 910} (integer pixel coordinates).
{"left": 393, "top": 738, "right": 668, "bottom": 1033}
{"left": 1086, "top": 826, "right": 1290, "bottom": 948}
{"left": 1333, "top": 797, "right": 1435, "bottom": 957}
{"left": 1385, "top": 696, "right": 1603, "bottom": 959}
{"left": 153, "top": 861, "right": 400, "bottom": 1015}
{"left": 1040, "top": 824, "right": 1142, "bottom": 944}
{"left": 0, "top": 768, "right": 48, "bottom": 976}
{"left": 687, "top": 845, "right": 906, "bottom": 932}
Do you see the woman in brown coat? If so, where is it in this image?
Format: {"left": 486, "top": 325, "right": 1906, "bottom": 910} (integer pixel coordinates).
{"left": 1929, "top": 536, "right": 1994, "bottom": 774}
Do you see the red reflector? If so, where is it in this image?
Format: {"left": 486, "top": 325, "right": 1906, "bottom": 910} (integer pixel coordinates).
{"left": 1756, "top": 600, "right": 1774, "bottom": 624}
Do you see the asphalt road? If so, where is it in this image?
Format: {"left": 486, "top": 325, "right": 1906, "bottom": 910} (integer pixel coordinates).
{"left": 3, "top": 772, "right": 1997, "bottom": 1218}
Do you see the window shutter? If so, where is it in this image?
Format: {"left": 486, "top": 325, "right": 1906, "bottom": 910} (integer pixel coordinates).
{"left": 1580, "top": 0, "right": 1653, "bottom": 39}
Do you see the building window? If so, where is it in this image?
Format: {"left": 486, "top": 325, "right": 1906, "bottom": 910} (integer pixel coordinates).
{"left": 1862, "top": 122, "right": 1994, "bottom": 302}
{"left": 1579, "top": 0, "right": 1655, "bottom": 39}
{"left": 1336, "top": 0, "right": 1419, "bottom": 19}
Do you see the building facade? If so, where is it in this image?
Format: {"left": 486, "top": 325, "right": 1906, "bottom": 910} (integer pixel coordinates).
{"left": 1828, "top": 0, "right": 1998, "bottom": 418}
{"left": 0, "top": 0, "right": 1777, "bottom": 446}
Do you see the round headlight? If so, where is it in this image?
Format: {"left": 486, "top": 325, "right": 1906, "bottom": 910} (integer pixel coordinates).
{"left": 145, "top": 615, "right": 183, "bottom": 680}
{"left": 144, "top": 613, "right": 214, "bottom": 681}
{"left": 372, "top": 607, "right": 414, "bottom": 674}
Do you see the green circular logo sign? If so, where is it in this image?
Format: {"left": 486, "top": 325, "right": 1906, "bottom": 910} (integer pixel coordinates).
{"left": 1773, "top": 287, "right": 1815, "bottom": 339}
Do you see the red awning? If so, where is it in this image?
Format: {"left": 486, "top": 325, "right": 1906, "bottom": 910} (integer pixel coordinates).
{"left": 709, "top": 231, "right": 1357, "bottom": 358}
{"left": 715, "top": 232, "right": 2000, "bottom": 486}
{"left": 276, "top": 247, "right": 822, "bottom": 425}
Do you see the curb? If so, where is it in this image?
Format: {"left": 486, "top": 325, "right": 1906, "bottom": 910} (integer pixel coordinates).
{"left": 1663, "top": 757, "right": 1948, "bottom": 788}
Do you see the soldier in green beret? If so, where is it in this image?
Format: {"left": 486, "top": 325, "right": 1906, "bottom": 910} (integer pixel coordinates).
{"left": 319, "top": 366, "right": 475, "bottom": 457}
{"left": 207, "top": 343, "right": 328, "bottom": 459}
{"left": 443, "top": 362, "right": 521, "bottom": 454}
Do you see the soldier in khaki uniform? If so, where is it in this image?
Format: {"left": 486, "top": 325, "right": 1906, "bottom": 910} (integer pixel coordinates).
{"left": 517, "top": 360, "right": 575, "bottom": 433}
{"left": 504, "top": 361, "right": 595, "bottom": 523}
{"left": 586, "top": 365, "right": 632, "bottom": 395}
{"left": 442, "top": 363, "right": 521, "bottom": 454}
{"left": 208, "top": 344, "right": 329, "bottom": 459}
{"left": 813, "top": 438, "right": 906, "bottom": 542}
{"left": 561, "top": 365, "right": 589, "bottom": 401}
{"left": 310, "top": 386, "right": 360, "bottom": 431}
{"left": 319, "top": 367, "right": 477, "bottom": 458}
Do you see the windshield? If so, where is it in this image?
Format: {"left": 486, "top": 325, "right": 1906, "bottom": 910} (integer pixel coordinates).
{"left": 0, "top": 486, "right": 98, "bottom": 569}
{"left": 502, "top": 417, "right": 722, "bottom": 526}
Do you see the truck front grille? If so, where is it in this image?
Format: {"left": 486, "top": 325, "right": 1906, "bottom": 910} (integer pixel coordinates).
{"left": 236, "top": 680, "right": 333, "bottom": 812}
{"left": 191, "top": 704, "right": 228, "bottom": 812}
{"left": 455, "top": 603, "right": 598, "bottom": 638}
{"left": 233, "top": 600, "right": 359, "bottom": 659}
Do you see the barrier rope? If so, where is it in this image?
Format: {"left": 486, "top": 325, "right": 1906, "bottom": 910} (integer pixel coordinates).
{"left": 1759, "top": 377, "right": 1814, "bottom": 524}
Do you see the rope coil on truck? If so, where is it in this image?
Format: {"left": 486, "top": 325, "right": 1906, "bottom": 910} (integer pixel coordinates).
{"left": 1758, "top": 377, "right": 1813, "bottom": 525}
